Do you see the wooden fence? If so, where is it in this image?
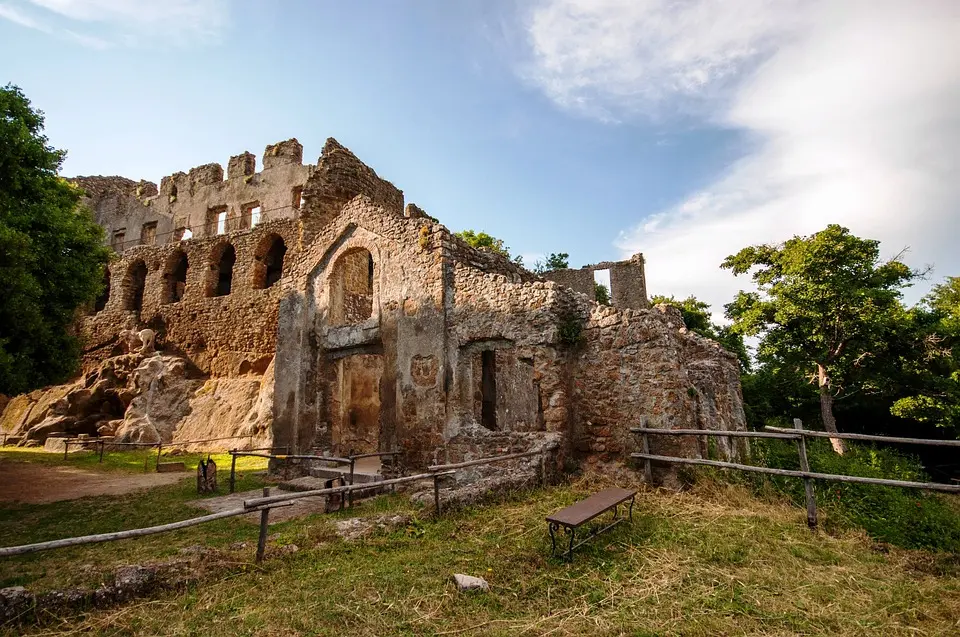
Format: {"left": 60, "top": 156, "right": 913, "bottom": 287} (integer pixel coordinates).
{"left": 631, "top": 419, "right": 960, "bottom": 529}
{"left": 0, "top": 447, "right": 552, "bottom": 562}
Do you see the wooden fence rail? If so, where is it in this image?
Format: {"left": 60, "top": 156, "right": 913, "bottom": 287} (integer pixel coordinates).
{"left": 632, "top": 419, "right": 960, "bottom": 529}
{"left": 0, "top": 448, "right": 547, "bottom": 561}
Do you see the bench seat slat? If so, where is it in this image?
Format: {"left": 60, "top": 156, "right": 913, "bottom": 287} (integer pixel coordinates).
{"left": 546, "top": 487, "right": 637, "bottom": 527}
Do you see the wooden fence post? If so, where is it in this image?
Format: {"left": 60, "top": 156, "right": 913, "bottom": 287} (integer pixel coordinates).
{"left": 256, "top": 487, "right": 271, "bottom": 564}
{"left": 229, "top": 451, "right": 237, "bottom": 494}
{"left": 641, "top": 432, "right": 653, "bottom": 485}
{"left": 540, "top": 449, "right": 547, "bottom": 488}
{"left": 433, "top": 473, "right": 441, "bottom": 516}
{"left": 99, "top": 440, "right": 105, "bottom": 463}
{"left": 794, "top": 418, "right": 818, "bottom": 530}
{"left": 155, "top": 442, "right": 162, "bottom": 471}
{"left": 63, "top": 439, "right": 70, "bottom": 461}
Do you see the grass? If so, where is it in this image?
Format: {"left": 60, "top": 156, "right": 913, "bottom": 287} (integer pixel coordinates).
{"left": 1, "top": 451, "right": 959, "bottom": 635}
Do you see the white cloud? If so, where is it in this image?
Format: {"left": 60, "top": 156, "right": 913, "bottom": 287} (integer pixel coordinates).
{"left": 1, "top": 0, "right": 227, "bottom": 47}
{"left": 0, "top": 2, "right": 51, "bottom": 31}
{"left": 522, "top": 0, "right": 960, "bottom": 313}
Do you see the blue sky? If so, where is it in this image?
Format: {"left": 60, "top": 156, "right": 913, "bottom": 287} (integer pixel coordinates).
{"left": 2, "top": 0, "right": 958, "bottom": 316}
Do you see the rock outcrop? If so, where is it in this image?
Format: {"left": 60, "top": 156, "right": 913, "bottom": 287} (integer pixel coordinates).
{"left": 0, "top": 353, "right": 273, "bottom": 450}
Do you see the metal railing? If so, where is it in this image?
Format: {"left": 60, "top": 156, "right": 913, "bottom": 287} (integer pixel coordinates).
{"left": 631, "top": 419, "right": 960, "bottom": 529}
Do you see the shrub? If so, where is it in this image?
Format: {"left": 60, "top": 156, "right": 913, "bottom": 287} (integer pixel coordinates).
{"left": 752, "top": 438, "right": 960, "bottom": 551}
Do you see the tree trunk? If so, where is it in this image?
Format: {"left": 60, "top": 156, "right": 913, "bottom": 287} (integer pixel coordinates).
{"left": 818, "top": 364, "right": 846, "bottom": 455}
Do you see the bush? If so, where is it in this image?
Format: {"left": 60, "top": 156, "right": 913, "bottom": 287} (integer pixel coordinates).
{"left": 752, "top": 438, "right": 960, "bottom": 552}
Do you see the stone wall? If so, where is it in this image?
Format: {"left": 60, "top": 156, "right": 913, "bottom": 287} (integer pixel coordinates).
{"left": 542, "top": 253, "right": 649, "bottom": 309}
{"left": 73, "top": 138, "right": 314, "bottom": 250}
{"left": 82, "top": 219, "right": 297, "bottom": 377}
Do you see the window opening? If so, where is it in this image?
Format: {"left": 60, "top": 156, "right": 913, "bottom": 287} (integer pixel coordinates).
{"left": 480, "top": 350, "right": 497, "bottom": 430}
{"left": 94, "top": 269, "right": 110, "bottom": 312}
{"left": 329, "top": 248, "right": 374, "bottom": 326}
{"left": 241, "top": 201, "right": 261, "bottom": 230}
{"left": 141, "top": 221, "right": 157, "bottom": 246}
{"left": 211, "top": 244, "right": 236, "bottom": 297}
{"left": 217, "top": 211, "right": 227, "bottom": 235}
{"left": 264, "top": 238, "right": 286, "bottom": 288}
{"left": 125, "top": 261, "right": 147, "bottom": 313}
{"left": 166, "top": 252, "right": 188, "bottom": 303}
{"left": 593, "top": 269, "right": 611, "bottom": 305}
{"left": 111, "top": 229, "right": 126, "bottom": 252}
{"left": 292, "top": 187, "right": 303, "bottom": 210}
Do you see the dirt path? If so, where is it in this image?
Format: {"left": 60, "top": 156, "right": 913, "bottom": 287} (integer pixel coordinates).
{"left": 0, "top": 461, "right": 186, "bottom": 504}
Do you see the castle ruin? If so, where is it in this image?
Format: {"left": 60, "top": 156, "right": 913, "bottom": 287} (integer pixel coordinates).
{"left": 1, "top": 137, "right": 747, "bottom": 478}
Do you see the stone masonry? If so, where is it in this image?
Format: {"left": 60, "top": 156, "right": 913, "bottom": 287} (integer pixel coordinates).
{"left": 1, "top": 136, "right": 747, "bottom": 481}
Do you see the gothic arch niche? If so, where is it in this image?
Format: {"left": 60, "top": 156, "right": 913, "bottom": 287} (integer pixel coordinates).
{"left": 123, "top": 260, "right": 148, "bottom": 314}
{"left": 328, "top": 247, "right": 375, "bottom": 326}
{"left": 163, "top": 250, "right": 189, "bottom": 303}
{"left": 252, "top": 234, "right": 287, "bottom": 289}
{"left": 207, "top": 242, "right": 236, "bottom": 297}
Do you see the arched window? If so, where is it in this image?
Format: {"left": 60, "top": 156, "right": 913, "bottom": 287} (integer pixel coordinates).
{"left": 253, "top": 235, "right": 287, "bottom": 289}
{"left": 208, "top": 243, "right": 236, "bottom": 297}
{"left": 94, "top": 268, "right": 110, "bottom": 313}
{"left": 124, "top": 260, "right": 148, "bottom": 313}
{"left": 329, "top": 248, "right": 374, "bottom": 326}
{"left": 164, "top": 251, "right": 188, "bottom": 303}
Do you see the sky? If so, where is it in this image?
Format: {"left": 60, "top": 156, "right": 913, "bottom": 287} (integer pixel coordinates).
{"left": 2, "top": 0, "right": 958, "bottom": 319}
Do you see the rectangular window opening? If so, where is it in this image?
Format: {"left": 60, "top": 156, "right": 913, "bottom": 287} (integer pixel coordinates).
{"left": 241, "top": 201, "right": 261, "bottom": 230}
{"left": 480, "top": 350, "right": 497, "bottom": 430}
{"left": 217, "top": 211, "right": 227, "bottom": 235}
{"left": 140, "top": 221, "right": 157, "bottom": 246}
{"left": 292, "top": 187, "right": 303, "bottom": 210}
{"left": 111, "top": 229, "right": 126, "bottom": 252}
{"left": 593, "top": 268, "right": 611, "bottom": 305}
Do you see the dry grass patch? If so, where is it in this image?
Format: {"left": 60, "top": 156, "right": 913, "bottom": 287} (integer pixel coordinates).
{"left": 1, "top": 473, "right": 956, "bottom": 636}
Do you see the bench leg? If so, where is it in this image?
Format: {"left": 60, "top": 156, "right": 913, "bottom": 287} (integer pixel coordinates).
{"left": 549, "top": 522, "right": 559, "bottom": 556}
{"left": 564, "top": 525, "right": 576, "bottom": 562}
{"left": 628, "top": 495, "right": 635, "bottom": 521}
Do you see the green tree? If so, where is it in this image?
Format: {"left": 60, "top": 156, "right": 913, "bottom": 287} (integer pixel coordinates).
{"left": 455, "top": 229, "right": 523, "bottom": 265}
{"left": 595, "top": 282, "right": 610, "bottom": 305}
{"left": 651, "top": 294, "right": 751, "bottom": 372}
{"left": 534, "top": 252, "right": 570, "bottom": 273}
{"left": 0, "top": 84, "right": 111, "bottom": 395}
{"left": 722, "top": 225, "right": 916, "bottom": 452}
{"left": 888, "top": 277, "right": 960, "bottom": 435}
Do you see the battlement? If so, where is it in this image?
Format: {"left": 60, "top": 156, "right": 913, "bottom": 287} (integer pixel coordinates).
{"left": 75, "top": 137, "right": 407, "bottom": 253}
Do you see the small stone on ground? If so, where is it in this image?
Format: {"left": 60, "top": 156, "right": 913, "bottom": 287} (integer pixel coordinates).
{"left": 452, "top": 573, "right": 489, "bottom": 592}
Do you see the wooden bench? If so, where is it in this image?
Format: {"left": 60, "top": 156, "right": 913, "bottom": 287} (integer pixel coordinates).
{"left": 546, "top": 487, "right": 636, "bottom": 561}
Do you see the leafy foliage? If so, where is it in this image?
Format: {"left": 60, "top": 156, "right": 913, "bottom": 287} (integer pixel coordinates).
{"left": 455, "top": 229, "right": 523, "bottom": 265}
{"left": 651, "top": 294, "right": 751, "bottom": 372}
{"left": 594, "top": 282, "right": 610, "bottom": 305}
{"left": 722, "top": 224, "right": 916, "bottom": 437}
{"left": 0, "top": 84, "right": 111, "bottom": 395}
{"left": 534, "top": 252, "right": 570, "bottom": 273}
{"left": 753, "top": 439, "right": 960, "bottom": 551}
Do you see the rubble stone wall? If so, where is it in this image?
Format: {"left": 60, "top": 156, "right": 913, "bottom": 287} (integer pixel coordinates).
{"left": 543, "top": 253, "right": 650, "bottom": 310}
{"left": 82, "top": 219, "right": 298, "bottom": 377}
